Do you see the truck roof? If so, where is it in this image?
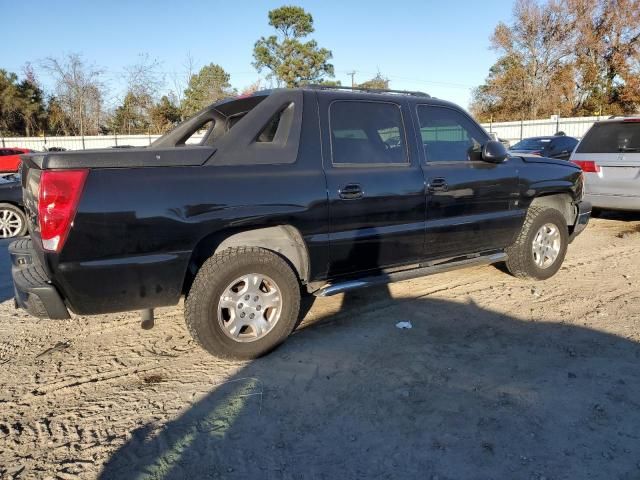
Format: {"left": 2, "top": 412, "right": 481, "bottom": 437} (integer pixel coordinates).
{"left": 246, "top": 85, "right": 464, "bottom": 112}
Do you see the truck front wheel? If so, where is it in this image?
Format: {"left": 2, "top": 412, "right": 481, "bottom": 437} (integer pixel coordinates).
{"left": 185, "top": 247, "right": 301, "bottom": 359}
{"left": 505, "top": 206, "right": 569, "bottom": 280}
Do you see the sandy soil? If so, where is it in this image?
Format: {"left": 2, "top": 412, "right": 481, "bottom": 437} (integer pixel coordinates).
{"left": 1, "top": 213, "right": 639, "bottom": 480}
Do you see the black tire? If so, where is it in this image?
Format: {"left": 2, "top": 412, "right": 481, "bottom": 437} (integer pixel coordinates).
{"left": 505, "top": 206, "right": 568, "bottom": 280}
{"left": 0, "top": 203, "right": 27, "bottom": 238}
{"left": 185, "top": 247, "right": 301, "bottom": 359}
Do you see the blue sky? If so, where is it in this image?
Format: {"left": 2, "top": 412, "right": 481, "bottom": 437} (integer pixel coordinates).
{"left": 2, "top": 0, "right": 514, "bottom": 110}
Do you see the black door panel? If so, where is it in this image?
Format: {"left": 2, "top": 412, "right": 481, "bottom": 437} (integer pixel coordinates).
{"left": 424, "top": 161, "right": 523, "bottom": 257}
{"left": 413, "top": 104, "right": 523, "bottom": 259}
{"left": 319, "top": 95, "right": 426, "bottom": 276}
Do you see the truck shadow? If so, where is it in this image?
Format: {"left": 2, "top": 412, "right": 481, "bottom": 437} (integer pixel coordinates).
{"left": 99, "top": 286, "right": 640, "bottom": 480}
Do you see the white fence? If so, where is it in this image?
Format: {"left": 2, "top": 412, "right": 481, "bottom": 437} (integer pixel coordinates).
{"left": 480, "top": 116, "right": 602, "bottom": 144}
{"left": 1, "top": 115, "right": 605, "bottom": 151}
{"left": 1, "top": 134, "right": 162, "bottom": 151}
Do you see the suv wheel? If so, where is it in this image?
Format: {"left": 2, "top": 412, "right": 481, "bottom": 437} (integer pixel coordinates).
{"left": 0, "top": 203, "right": 27, "bottom": 238}
{"left": 505, "top": 206, "right": 568, "bottom": 280}
{"left": 185, "top": 247, "right": 301, "bottom": 359}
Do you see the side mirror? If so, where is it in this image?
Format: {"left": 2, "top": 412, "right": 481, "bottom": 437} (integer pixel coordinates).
{"left": 482, "top": 140, "right": 509, "bottom": 163}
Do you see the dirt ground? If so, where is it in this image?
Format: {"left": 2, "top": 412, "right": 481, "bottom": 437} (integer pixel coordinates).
{"left": 1, "top": 213, "right": 639, "bottom": 480}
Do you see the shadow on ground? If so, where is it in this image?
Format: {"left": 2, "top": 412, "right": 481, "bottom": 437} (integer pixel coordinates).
{"left": 595, "top": 209, "right": 640, "bottom": 222}
{"left": 100, "top": 286, "right": 640, "bottom": 480}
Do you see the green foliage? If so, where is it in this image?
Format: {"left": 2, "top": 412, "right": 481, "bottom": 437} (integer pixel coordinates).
{"left": 149, "top": 96, "right": 181, "bottom": 133}
{"left": 181, "top": 64, "right": 234, "bottom": 117}
{"left": 45, "top": 96, "right": 71, "bottom": 136}
{"left": 253, "top": 5, "right": 335, "bottom": 87}
{"left": 268, "top": 5, "right": 313, "bottom": 38}
{"left": 358, "top": 73, "right": 390, "bottom": 90}
{"left": 108, "top": 91, "right": 151, "bottom": 134}
{"left": 0, "top": 69, "right": 47, "bottom": 136}
{"left": 315, "top": 79, "right": 342, "bottom": 87}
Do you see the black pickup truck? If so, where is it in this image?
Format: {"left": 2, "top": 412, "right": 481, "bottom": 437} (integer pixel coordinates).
{"left": 11, "top": 86, "right": 590, "bottom": 359}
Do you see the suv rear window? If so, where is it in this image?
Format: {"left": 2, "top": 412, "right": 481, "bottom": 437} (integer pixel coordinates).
{"left": 576, "top": 122, "right": 640, "bottom": 153}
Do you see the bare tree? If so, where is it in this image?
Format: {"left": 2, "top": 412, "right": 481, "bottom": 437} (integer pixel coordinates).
{"left": 239, "top": 79, "right": 263, "bottom": 96}
{"left": 111, "top": 53, "right": 165, "bottom": 134}
{"left": 42, "top": 53, "right": 105, "bottom": 136}
{"left": 491, "top": 0, "right": 576, "bottom": 119}
{"left": 125, "top": 53, "right": 164, "bottom": 101}
{"left": 169, "top": 52, "right": 196, "bottom": 117}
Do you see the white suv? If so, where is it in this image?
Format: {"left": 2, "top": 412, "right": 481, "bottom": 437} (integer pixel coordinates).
{"left": 570, "top": 118, "right": 640, "bottom": 211}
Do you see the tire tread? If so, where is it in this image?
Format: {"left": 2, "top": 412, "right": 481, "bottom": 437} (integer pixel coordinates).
{"left": 185, "top": 247, "right": 300, "bottom": 359}
{"left": 505, "top": 206, "right": 567, "bottom": 280}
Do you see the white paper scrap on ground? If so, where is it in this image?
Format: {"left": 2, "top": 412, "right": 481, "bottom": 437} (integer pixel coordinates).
{"left": 395, "top": 321, "right": 412, "bottom": 329}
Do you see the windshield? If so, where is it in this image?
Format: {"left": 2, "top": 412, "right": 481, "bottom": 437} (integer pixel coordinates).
{"left": 510, "top": 138, "right": 551, "bottom": 150}
{"left": 576, "top": 122, "right": 640, "bottom": 153}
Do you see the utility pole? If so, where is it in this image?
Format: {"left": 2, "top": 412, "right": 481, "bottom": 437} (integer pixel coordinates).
{"left": 347, "top": 71, "right": 356, "bottom": 88}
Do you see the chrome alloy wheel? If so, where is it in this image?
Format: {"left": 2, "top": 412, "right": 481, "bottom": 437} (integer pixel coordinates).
{"left": 0, "top": 208, "right": 23, "bottom": 238}
{"left": 532, "top": 223, "right": 561, "bottom": 269}
{"left": 217, "top": 274, "right": 282, "bottom": 342}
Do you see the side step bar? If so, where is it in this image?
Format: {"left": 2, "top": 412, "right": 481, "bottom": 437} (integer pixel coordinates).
{"left": 313, "top": 252, "right": 506, "bottom": 297}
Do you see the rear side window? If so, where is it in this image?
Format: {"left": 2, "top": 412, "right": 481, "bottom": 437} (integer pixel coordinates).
{"left": 417, "top": 105, "right": 486, "bottom": 162}
{"left": 330, "top": 101, "right": 407, "bottom": 165}
{"left": 577, "top": 122, "right": 640, "bottom": 153}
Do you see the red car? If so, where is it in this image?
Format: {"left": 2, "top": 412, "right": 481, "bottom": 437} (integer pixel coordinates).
{"left": 0, "top": 147, "right": 32, "bottom": 173}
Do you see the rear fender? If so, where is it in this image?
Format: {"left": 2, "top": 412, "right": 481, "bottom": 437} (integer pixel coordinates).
{"left": 184, "top": 225, "right": 310, "bottom": 293}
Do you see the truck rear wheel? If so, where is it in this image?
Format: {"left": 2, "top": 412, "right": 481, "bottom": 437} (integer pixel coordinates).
{"left": 505, "top": 206, "right": 568, "bottom": 280}
{"left": 185, "top": 247, "right": 300, "bottom": 359}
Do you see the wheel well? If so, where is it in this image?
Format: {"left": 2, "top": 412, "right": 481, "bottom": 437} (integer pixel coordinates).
{"left": 183, "top": 225, "right": 310, "bottom": 294}
{"left": 0, "top": 202, "right": 23, "bottom": 210}
{"left": 530, "top": 194, "right": 576, "bottom": 226}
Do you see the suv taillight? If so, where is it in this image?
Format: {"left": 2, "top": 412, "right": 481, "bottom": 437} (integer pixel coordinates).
{"left": 571, "top": 160, "right": 600, "bottom": 173}
{"left": 38, "top": 169, "right": 88, "bottom": 252}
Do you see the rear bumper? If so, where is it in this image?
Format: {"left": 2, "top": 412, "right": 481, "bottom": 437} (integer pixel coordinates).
{"left": 584, "top": 193, "right": 640, "bottom": 212}
{"left": 569, "top": 201, "right": 591, "bottom": 243}
{"left": 10, "top": 238, "right": 70, "bottom": 319}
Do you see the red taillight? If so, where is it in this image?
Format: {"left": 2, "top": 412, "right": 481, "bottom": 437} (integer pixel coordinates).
{"left": 38, "top": 169, "right": 88, "bottom": 252}
{"left": 571, "top": 160, "right": 600, "bottom": 173}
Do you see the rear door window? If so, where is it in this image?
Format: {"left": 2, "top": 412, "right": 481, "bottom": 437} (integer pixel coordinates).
{"left": 330, "top": 101, "right": 408, "bottom": 165}
{"left": 577, "top": 122, "right": 640, "bottom": 153}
